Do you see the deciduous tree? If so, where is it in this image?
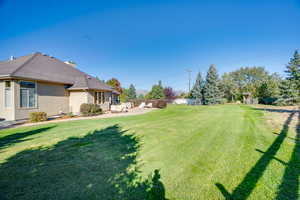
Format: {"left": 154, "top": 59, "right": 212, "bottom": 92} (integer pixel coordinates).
{"left": 163, "top": 87, "right": 176, "bottom": 99}
{"left": 106, "top": 78, "right": 123, "bottom": 94}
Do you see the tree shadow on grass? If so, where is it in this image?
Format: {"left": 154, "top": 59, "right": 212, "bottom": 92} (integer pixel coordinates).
{"left": 254, "top": 108, "right": 297, "bottom": 113}
{"left": 216, "top": 111, "right": 296, "bottom": 200}
{"left": 275, "top": 112, "right": 300, "bottom": 200}
{"left": 0, "top": 126, "right": 56, "bottom": 150}
{"left": 0, "top": 124, "right": 167, "bottom": 200}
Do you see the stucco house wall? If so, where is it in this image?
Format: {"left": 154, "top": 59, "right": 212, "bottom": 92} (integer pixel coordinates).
{"left": 69, "top": 91, "right": 89, "bottom": 115}
{"left": 14, "top": 81, "right": 69, "bottom": 120}
{"left": 69, "top": 91, "right": 113, "bottom": 114}
{"left": 1, "top": 80, "right": 118, "bottom": 120}
{"left": 87, "top": 91, "right": 94, "bottom": 104}
{"left": 69, "top": 90, "right": 113, "bottom": 114}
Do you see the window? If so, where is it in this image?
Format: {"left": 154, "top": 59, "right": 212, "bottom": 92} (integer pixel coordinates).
{"left": 20, "top": 81, "right": 36, "bottom": 108}
{"left": 4, "top": 81, "right": 11, "bottom": 107}
{"left": 104, "top": 92, "right": 110, "bottom": 102}
{"left": 101, "top": 92, "right": 105, "bottom": 103}
{"left": 94, "top": 92, "right": 105, "bottom": 104}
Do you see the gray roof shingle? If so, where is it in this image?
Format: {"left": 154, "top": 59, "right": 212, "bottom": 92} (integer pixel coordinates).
{"left": 0, "top": 53, "right": 114, "bottom": 91}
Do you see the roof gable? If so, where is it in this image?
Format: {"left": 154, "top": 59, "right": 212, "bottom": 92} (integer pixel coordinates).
{"left": 0, "top": 54, "right": 36, "bottom": 76}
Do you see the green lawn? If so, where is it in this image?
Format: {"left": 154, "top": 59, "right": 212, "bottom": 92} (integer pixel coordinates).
{"left": 0, "top": 105, "right": 299, "bottom": 200}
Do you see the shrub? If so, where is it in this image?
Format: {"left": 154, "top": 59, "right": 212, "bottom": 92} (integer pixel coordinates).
{"left": 67, "top": 112, "right": 75, "bottom": 117}
{"left": 274, "top": 97, "right": 300, "bottom": 106}
{"left": 156, "top": 100, "right": 167, "bottom": 108}
{"left": 80, "top": 103, "right": 90, "bottom": 114}
{"left": 219, "top": 98, "right": 228, "bottom": 104}
{"left": 146, "top": 100, "right": 167, "bottom": 108}
{"left": 29, "top": 112, "right": 47, "bottom": 122}
{"left": 260, "top": 97, "right": 278, "bottom": 105}
{"left": 80, "top": 103, "right": 102, "bottom": 116}
{"left": 90, "top": 104, "right": 102, "bottom": 114}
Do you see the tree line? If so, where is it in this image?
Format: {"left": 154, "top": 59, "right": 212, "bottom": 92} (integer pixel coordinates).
{"left": 104, "top": 78, "right": 176, "bottom": 102}
{"left": 188, "top": 50, "right": 300, "bottom": 105}
{"left": 105, "top": 50, "right": 300, "bottom": 105}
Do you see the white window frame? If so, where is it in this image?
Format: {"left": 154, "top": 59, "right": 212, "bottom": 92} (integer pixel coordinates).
{"left": 19, "top": 81, "right": 37, "bottom": 109}
{"left": 4, "top": 81, "right": 12, "bottom": 108}
{"left": 95, "top": 91, "right": 105, "bottom": 104}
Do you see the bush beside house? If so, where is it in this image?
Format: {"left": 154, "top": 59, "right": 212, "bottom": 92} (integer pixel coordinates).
{"left": 80, "top": 103, "right": 102, "bottom": 116}
{"left": 29, "top": 112, "right": 47, "bottom": 122}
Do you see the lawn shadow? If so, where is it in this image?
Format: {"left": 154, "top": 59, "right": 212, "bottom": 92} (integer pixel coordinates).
{"left": 275, "top": 112, "right": 300, "bottom": 200}
{"left": 254, "top": 108, "right": 298, "bottom": 113}
{"left": 0, "top": 126, "right": 56, "bottom": 150}
{"left": 0, "top": 124, "right": 167, "bottom": 200}
{"left": 216, "top": 110, "right": 296, "bottom": 200}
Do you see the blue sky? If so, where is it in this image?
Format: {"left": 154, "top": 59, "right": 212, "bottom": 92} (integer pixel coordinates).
{"left": 0, "top": 0, "right": 300, "bottom": 91}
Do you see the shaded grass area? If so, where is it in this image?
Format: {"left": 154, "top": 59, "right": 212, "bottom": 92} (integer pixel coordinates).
{"left": 0, "top": 105, "right": 299, "bottom": 199}
{"left": 0, "top": 125, "right": 166, "bottom": 200}
{"left": 0, "top": 126, "right": 55, "bottom": 150}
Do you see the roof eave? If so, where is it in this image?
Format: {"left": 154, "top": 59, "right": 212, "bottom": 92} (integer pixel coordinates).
{"left": 68, "top": 87, "right": 89, "bottom": 91}
{"left": 68, "top": 87, "right": 113, "bottom": 91}
{"left": 0, "top": 75, "right": 73, "bottom": 85}
{"left": 0, "top": 75, "right": 11, "bottom": 78}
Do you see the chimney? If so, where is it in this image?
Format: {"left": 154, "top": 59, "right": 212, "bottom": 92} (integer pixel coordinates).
{"left": 10, "top": 56, "right": 15, "bottom": 61}
{"left": 64, "top": 61, "right": 76, "bottom": 68}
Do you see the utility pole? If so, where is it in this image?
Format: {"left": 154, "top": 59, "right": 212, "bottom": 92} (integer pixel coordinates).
{"left": 185, "top": 69, "right": 192, "bottom": 93}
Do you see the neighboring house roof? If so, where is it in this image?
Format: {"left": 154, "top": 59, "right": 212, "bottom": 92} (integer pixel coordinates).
{"left": 0, "top": 52, "right": 114, "bottom": 91}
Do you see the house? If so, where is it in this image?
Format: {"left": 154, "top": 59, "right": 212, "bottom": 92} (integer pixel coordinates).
{"left": 0, "top": 52, "right": 120, "bottom": 120}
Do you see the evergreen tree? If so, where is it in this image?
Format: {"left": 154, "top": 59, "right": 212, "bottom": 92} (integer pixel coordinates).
{"left": 257, "top": 73, "right": 281, "bottom": 104}
{"left": 276, "top": 50, "right": 300, "bottom": 105}
{"left": 146, "top": 81, "right": 165, "bottom": 99}
{"left": 279, "top": 80, "right": 298, "bottom": 100}
{"left": 137, "top": 94, "right": 145, "bottom": 99}
{"left": 285, "top": 50, "right": 300, "bottom": 87}
{"left": 127, "top": 84, "right": 137, "bottom": 100}
{"left": 285, "top": 50, "right": 300, "bottom": 93}
{"left": 203, "top": 65, "right": 222, "bottom": 105}
{"left": 158, "top": 80, "right": 163, "bottom": 87}
{"left": 191, "top": 72, "right": 204, "bottom": 104}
